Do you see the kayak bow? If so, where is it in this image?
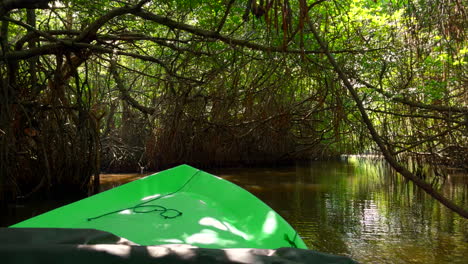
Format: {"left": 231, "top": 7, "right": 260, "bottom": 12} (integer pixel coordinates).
{"left": 11, "top": 164, "right": 307, "bottom": 249}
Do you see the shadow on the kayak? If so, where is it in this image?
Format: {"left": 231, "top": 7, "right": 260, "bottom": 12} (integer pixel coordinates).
{"left": 1, "top": 228, "right": 358, "bottom": 263}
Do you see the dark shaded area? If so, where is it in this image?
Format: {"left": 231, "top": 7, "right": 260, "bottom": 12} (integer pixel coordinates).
{"left": 0, "top": 228, "right": 358, "bottom": 264}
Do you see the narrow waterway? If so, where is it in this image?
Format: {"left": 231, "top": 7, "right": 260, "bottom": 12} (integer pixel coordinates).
{"left": 3, "top": 159, "right": 467, "bottom": 263}
{"left": 212, "top": 159, "right": 468, "bottom": 263}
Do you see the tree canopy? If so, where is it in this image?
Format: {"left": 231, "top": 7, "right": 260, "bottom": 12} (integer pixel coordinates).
{"left": 0, "top": 0, "right": 466, "bottom": 216}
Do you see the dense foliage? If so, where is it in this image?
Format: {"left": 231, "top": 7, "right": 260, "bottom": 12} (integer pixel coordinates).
{"left": 0, "top": 0, "right": 466, "bottom": 215}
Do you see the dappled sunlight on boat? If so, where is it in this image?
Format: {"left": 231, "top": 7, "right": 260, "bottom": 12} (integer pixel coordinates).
{"left": 12, "top": 165, "right": 308, "bottom": 250}
{"left": 222, "top": 221, "right": 253, "bottom": 241}
{"left": 158, "top": 238, "right": 184, "bottom": 244}
{"left": 141, "top": 194, "right": 161, "bottom": 201}
{"left": 146, "top": 246, "right": 171, "bottom": 258}
{"left": 155, "top": 244, "right": 197, "bottom": 260}
{"left": 183, "top": 229, "right": 237, "bottom": 247}
{"left": 193, "top": 215, "right": 255, "bottom": 244}
{"left": 199, "top": 217, "right": 228, "bottom": 231}
{"left": 262, "top": 211, "right": 278, "bottom": 235}
{"left": 195, "top": 215, "right": 258, "bottom": 245}
{"left": 225, "top": 249, "right": 256, "bottom": 263}
{"left": 78, "top": 244, "right": 131, "bottom": 258}
{"left": 118, "top": 209, "right": 132, "bottom": 215}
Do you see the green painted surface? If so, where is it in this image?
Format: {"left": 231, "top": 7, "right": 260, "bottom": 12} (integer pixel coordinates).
{"left": 11, "top": 165, "right": 307, "bottom": 249}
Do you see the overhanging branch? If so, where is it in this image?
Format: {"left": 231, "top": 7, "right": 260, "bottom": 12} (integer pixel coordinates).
{"left": 308, "top": 19, "right": 468, "bottom": 219}
{"left": 109, "top": 59, "right": 155, "bottom": 115}
{"left": 132, "top": 9, "right": 383, "bottom": 55}
{"left": 0, "top": 0, "right": 51, "bottom": 16}
{"left": 355, "top": 76, "right": 468, "bottom": 114}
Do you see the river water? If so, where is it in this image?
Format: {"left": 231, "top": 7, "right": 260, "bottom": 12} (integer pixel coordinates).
{"left": 3, "top": 159, "right": 467, "bottom": 263}
{"left": 212, "top": 159, "right": 468, "bottom": 263}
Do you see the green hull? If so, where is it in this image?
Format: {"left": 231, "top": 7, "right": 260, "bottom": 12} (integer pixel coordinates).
{"left": 11, "top": 165, "right": 307, "bottom": 249}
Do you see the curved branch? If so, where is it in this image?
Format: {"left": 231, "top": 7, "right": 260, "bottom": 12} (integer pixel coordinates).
{"left": 1, "top": 40, "right": 206, "bottom": 86}
{"left": 76, "top": 6, "right": 138, "bottom": 43}
{"left": 15, "top": 29, "right": 80, "bottom": 50}
{"left": 75, "top": 0, "right": 150, "bottom": 43}
{"left": 216, "top": 0, "right": 236, "bottom": 33}
{"left": 1, "top": 15, "right": 58, "bottom": 43}
{"left": 366, "top": 108, "right": 465, "bottom": 124}
{"left": 109, "top": 59, "right": 155, "bottom": 115}
{"left": 76, "top": 42, "right": 204, "bottom": 85}
{"left": 392, "top": 123, "right": 464, "bottom": 155}
{"left": 355, "top": 76, "right": 468, "bottom": 114}
{"left": 1, "top": 43, "right": 62, "bottom": 61}
{"left": 98, "top": 33, "right": 211, "bottom": 56}
{"left": 132, "top": 9, "right": 383, "bottom": 55}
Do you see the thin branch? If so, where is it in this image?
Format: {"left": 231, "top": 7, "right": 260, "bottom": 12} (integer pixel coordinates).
{"left": 1, "top": 40, "right": 204, "bottom": 85}
{"left": 392, "top": 123, "right": 463, "bottom": 155}
{"left": 366, "top": 108, "right": 465, "bottom": 124}
{"left": 132, "top": 9, "right": 384, "bottom": 55}
{"left": 216, "top": 0, "right": 235, "bottom": 33}
{"left": 98, "top": 33, "right": 212, "bottom": 56}
{"left": 355, "top": 76, "right": 468, "bottom": 114}
{"left": 109, "top": 58, "right": 155, "bottom": 115}
{"left": 75, "top": 0, "right": 150, "bottom": 43}
{"left": 1, "top": 15, "right": 58, "bottom": 43}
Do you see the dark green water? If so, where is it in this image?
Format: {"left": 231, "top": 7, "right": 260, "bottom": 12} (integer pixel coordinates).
{"left": 3, "top": 159, "right": 467, "bottom": 263}
{"left": 211, "top": 159, "right": 468, "bottom": 264}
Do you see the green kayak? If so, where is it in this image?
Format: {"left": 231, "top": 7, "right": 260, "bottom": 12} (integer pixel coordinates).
{"left": 11, "top": 165, "right": 307, "bottom": 249}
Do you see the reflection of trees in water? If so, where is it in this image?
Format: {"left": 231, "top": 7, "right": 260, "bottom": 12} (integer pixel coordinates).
{"left": 216, "top": 161, "right": 467, "bottom": 262}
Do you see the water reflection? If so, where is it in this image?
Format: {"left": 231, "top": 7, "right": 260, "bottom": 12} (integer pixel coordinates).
{"left": 212, "top": 160, "right": 468, "bottom": 264}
